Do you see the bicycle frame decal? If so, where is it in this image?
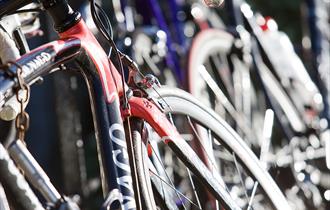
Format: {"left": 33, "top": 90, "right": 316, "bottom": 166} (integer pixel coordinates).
{"left": 109, "top": 124, "right": 130, "bottom": 172}
{"left": 0, "top": 40, "right": 80, "bottom": 89}
{"left": 109, "top": 123, "right": 135, "bottom": 209}
{"left": 21, "top": 52, "right": 52, "bottom": 76}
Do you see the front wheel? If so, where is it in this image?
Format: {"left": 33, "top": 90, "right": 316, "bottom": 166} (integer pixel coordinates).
{"left": 130, "top": 87, "right": 292, "bottom": 210}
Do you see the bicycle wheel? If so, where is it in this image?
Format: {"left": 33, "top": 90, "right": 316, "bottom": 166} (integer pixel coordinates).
{"left": 187, "top": 28, "right": 329, "bottom": 209}
{"left": 187, "top": 29, "right": 266, "bottom": 148}
{"left": 130, "top": 87, "right": 292, "bottom": 210}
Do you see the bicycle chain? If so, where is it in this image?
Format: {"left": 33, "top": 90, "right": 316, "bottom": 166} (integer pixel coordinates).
{"left": 1, "top": 61, "right": 30, "bottom": 141}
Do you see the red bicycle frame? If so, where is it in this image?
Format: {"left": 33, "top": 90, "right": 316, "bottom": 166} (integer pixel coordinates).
{"left": 0, "top": 5, "right": 185, "bottom": 210}
{"left": 0, "top": 1, "right": 237, "bottom": 209}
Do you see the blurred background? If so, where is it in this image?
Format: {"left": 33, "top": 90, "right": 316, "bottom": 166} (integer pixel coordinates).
{"left": 0, "top": 0, "right": 329, "bottom": 209}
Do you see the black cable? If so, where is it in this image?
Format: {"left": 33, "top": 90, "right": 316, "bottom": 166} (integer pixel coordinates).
{"left": 90, "top": 1, "right": 111, "bottom": 41}
{"left": 95, "top": 4, "right": 113, "bottom": 39}
{"left": 89, "top": 0, "right": 129, "bottom": 109}
{"left": 94, "top": 3, "right": 113, "bottom": 56}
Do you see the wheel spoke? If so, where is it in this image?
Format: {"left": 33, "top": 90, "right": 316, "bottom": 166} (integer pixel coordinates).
{"left": 186, "top": 169, "right": 202, "bottom": 209}
{"left": 148, "top": 141, "right": 189, "bottom": 210}
{"left": 168, "top": 113, "right": 203, "bottom": 209}
{"left": 232, "top": 152, "right": 250, "bottom": 202}
{"left": 149, "top": 169, "right": 201, "bottom": 210}
{"left": 247, "top": 182, "right": 259, "bottom": 210}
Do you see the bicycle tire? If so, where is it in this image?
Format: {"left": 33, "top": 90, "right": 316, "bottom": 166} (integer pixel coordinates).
{"left": 187, "top": 29, "right": 233, "bottom": 96}
{"left": 131, "top": 87, "right": 292, "bottom": 210}
{"left": 187, "top": 29, "right": 265, "bottom": 147}
{"left": 187, "top": 28, "right": 329, "bottom": 209}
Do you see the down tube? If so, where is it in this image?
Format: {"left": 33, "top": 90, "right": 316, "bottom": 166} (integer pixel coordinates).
{"left": 78, "top": 58, "right": 135, "bottom": 210}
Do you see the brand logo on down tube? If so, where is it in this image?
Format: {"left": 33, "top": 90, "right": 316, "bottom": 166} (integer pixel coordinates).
{"left": 22, "top": 52, "right": 52, "bottom": 77}
{"left": 109, "top": 124, "right": 136, "bottom": 210}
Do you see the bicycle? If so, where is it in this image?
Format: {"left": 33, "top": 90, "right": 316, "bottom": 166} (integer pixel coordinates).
{"left": 108, "top": 0, "right": 226, "bottom": 87}
{"left": 0, "top": 0, "right": 292, "bottom": 209}
{"left": 186, "top": 0, "right": 329, "bottom": 209}
{"left": 301, "top": 0, "right": 330, "bottom": 167}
